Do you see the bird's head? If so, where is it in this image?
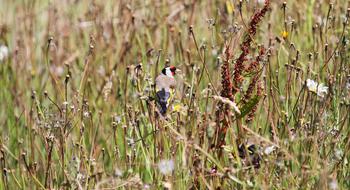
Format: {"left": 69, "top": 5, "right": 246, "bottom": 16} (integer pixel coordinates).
{"left": 162, "top": 66, "right": 178, "bottom": 77}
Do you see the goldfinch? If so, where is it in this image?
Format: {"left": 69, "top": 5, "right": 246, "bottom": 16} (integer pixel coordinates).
{"left": 155, "top": 66, "right": 178, "bottom": 115}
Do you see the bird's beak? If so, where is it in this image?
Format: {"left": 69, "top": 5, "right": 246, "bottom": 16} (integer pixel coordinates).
{"left": 176, "top": 69, "right": 182, "bottom": 74}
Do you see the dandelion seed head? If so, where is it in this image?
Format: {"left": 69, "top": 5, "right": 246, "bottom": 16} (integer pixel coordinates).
{"left": 0, "top": 45, "right": 9, "bottom": 62}
{"left": 306, "top": 79, "right": 328, "bottom": 98}
{"left": 317, "top": 85, "right": 328, "bottom": 98}
{"left": 158, "top": 159, "right": 174, "bottom": 175}
{"left": 113, "top": 115, "right": 122, "bottom": 124}
{"left": 329, "top": 178, "right": 338, "bottom": 190}
{"left": 306, "top": 79, "right": 318, "bottom": 92}
{"left": 83, "top": 111, "right": 90, "bottom": 118}
{"left": 264, "top": 145, "right": 276, "bottom": 155}
{"left": 334, "top": 149, "right": 343, "bottom": 160}
{"left": 114, "top": 168, "right": 123, "bottom": 177}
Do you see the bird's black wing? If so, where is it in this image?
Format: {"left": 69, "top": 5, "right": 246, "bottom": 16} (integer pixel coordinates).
{"left": 156, "top": 89, "right": 170, "bottom": 115}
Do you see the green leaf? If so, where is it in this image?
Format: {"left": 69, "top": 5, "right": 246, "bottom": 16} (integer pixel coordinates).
{"left": 238, "top": 96, "right": 261, "bottom": 118}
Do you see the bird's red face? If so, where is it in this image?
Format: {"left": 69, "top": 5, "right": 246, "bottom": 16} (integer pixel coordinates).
{"left": 162, "top": 66, "right": 177, "bottom": 77}
{"left": 169, "top": 66, "right": 177, "bottom": 76}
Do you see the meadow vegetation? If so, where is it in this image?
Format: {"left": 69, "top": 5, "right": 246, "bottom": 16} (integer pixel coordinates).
{"left": 0, "top": 0, "right": 349, "bottom": 189}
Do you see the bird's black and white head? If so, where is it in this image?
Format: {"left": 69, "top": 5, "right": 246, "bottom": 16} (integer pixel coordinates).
{"left": 161, "top": 66, "right": 177, "bottom": 78}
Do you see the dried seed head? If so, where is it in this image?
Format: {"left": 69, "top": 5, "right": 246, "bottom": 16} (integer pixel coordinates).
{"left": 282, "top": 2, "right": 287, "bottom": 9}
{"left": 31, "top": 90, "right": 36, "bottom": 99}
{"left": 165, "top": 58, "right": 170, "bottom": 66}
{"left": 239, "top": 0, "right": 243, "bottom": 11}
{"left": 48, "top": 36, "right": 54, "bottom": 44}
{"left": 65, "top": 74, "right": 70, "bottom": 84}
{"left": 189, "top": 25, "right": 193, "bottom": 33}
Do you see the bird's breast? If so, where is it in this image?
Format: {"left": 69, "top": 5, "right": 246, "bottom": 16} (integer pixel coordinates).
{"left": 155, "top": 75, "right": 176, "bottom": 91}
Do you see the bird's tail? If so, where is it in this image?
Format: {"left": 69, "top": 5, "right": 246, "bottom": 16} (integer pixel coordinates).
{"left": 158, "top": 101, "right": 167, "bottom": 115}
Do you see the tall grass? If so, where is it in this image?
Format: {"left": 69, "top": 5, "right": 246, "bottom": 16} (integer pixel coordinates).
{"left": 0, "top": 0, "right": 349, "bottom": 189}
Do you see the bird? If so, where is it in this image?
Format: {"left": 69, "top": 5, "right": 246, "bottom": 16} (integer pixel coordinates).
{"left": 155, "top": 66, "right": 179, "bottom": 115}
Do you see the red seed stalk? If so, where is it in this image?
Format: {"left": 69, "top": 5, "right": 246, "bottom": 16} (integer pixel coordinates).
{"left": 215, "top": 45, "right": 234, "bottom": 151}
{"left": 232, "top": 0, "right": 270, "bottom": 96}
{"left": 243, "top": 46, "right": 265, "bottom": 104}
